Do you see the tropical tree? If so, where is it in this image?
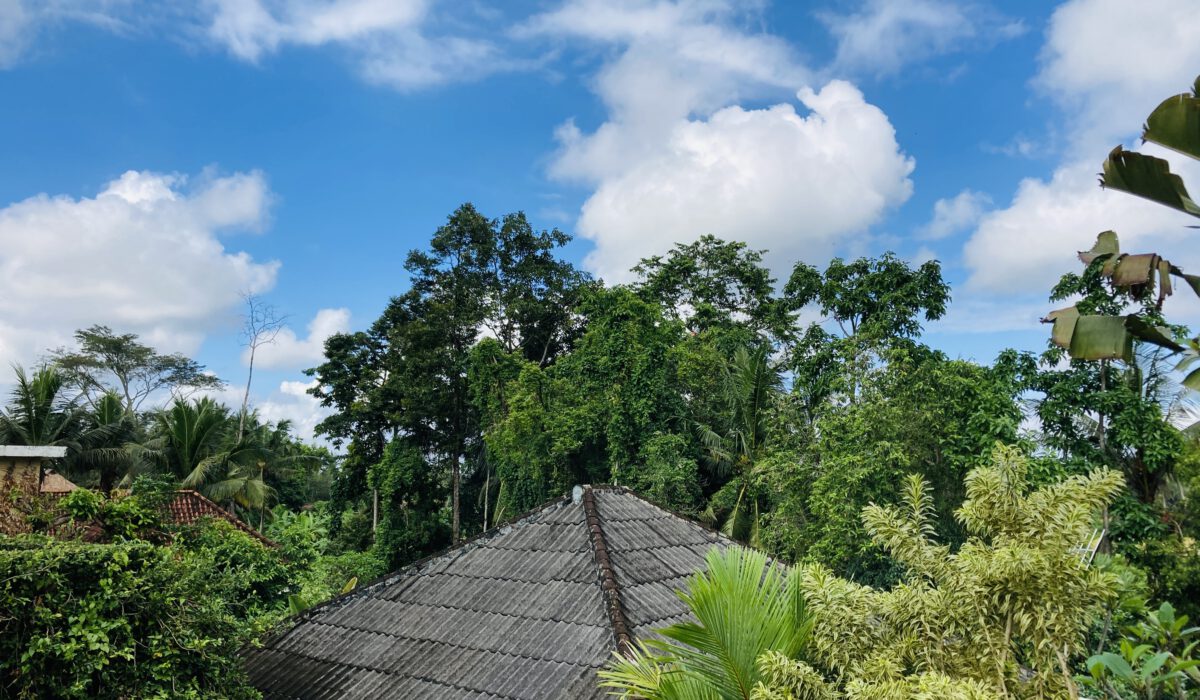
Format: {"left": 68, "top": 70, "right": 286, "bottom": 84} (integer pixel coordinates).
{"left": 633, "top": 235, "right": 794, "bottom": 344}
{"left": 136, "top": 398, "right": 253, "bottom": 492}
{"left": 51, "top": 325, "right": 223, "bottom": 412}
{"left": 786, "top": 253, "right": 950, "bottom": 408}
{"left": 208, "top": 417, "right": 318, "bottom": 529}
{"left": 701, "top": 344, "right": 782, "bottom": 543}
{"left": 608, "top": 446, "right": 1127, "bottom": 700}
{"left": 66, "top": 391, "right": 142, "bottom": 491}
{"left": 761, "top": 347, "right": 1029, "bottom": 585}
{"left": 802, "top": 446, "right": 1122, "bottom": 698}
{"left": 1043, "top": 76, "right": 1200, "bottom": 382}
{"left": 237, "top": 294, "right": 286, "bottom": 441}
{"left": 0, "top": 365, "right": 86, "bottom": 447}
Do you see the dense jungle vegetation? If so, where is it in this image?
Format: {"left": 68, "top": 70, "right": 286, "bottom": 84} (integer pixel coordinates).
{"left": 2, "top": 78, "right": 1200, "bottom": 699}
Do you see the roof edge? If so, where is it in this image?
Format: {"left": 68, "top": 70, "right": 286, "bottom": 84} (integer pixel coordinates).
{"left": 0, "top": 445, "right": 68, "bottom": 458}
{"left": 168, "top": 490, "right": 279, "bottom": 549}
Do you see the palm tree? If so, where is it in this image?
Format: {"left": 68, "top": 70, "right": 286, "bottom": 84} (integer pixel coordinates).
{"left": 0, "top": 365, "right": 86, "bottom": 447}
{"left": 137, "top": 398, "right": 247, "bottom": 488}
{"left": 208, "top": 416, "right": 316, "bottom": 529}
{"left": 599, "top": 546, "right": 817, "bottom": 699}
{"left": 1, "top": 367, "right": 153, "bottom": 492}
{"left": 64, "top": 391, "right": 145, "bottom": 491}
{"left": 699, "top": 344, "right": 782, "bottom": 543}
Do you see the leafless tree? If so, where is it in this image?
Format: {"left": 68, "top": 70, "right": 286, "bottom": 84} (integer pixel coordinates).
{"left": 239, "top": 294, "right": 287, "bottom": 441}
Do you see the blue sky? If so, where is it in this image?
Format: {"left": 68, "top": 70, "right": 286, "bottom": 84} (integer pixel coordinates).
{"left": 1, "top": 0, "right": 1198, "bottom": 438}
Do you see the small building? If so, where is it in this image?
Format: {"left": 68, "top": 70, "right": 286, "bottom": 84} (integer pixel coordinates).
{"left": 0, "top": 446, "right": 274, "bottom": 546}
{"left": 0, "top": 445, "right": 74, "bottom": 535}
{"left": 243, "top": 485, "right": 733, "bottom": 699}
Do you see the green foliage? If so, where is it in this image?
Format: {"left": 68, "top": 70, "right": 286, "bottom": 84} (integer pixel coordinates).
{"left": 0, "top": 364, "right": 86, "bottom": 447}
{"left": 787, "top": 253, "right": 950, "bottom": 343}
{"left": 174, "top": 519, "right": 292, "bottom": 621}
{"left": 368, "top": 439, "right": 448, "bottom": 569}
{"left": 699, "top": 343, "right": 783, "bottom": 543}
{"left": 803, "top": 446, "right": 1122, "bottom": 697}
{"left": 264, "top": 506, "right": 383, "bottom": 612}
{"left": 50, "top": 324, "right": 224, "bottom": 412}
{"left": 761, "top": 349, "right": 1027, "bottom": 583}
{"left": 705, "top": 446, "right": 1123, "bottom": 700}
{"left": 633, "top": 235, "right": 793, "bottom": 342}
{"left": 605, "top": 446, "right": 1122, "bottom": 700}
{"left": 0, "top": 535, "right": 259, "bottom": 699}
{"left": 1128, "top": 536, "right": 1200, "bottom": 623}
{"left": 785, "top": 254, "right": 950, "bottom": 412}
{"left": 1081, "top": 602, "right": 1200, "bottom": 699}
{"left": 56, "top": 481, "right": 169, "bottom": 542}
{"left": 615, "top": 433, "right": 704, "bottom": 516}
{"left": 601, "top": 546, "right": 818, "bottom": 700}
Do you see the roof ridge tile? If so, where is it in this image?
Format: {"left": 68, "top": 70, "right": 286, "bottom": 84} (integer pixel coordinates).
{"left": 581, "top": 485, "right": 633, "bottom": 657}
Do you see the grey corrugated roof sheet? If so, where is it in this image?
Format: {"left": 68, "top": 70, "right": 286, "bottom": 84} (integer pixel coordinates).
{"left": 243, "top": 485, "right": 733, "bottom": 699}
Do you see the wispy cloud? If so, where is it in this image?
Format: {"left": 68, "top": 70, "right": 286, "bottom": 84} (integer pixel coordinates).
{"left": 819, "top": 0, "right": 1025, "bottom": 78}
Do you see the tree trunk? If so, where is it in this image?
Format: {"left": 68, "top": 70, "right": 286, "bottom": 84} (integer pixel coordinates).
{"left": 239, "top": 347, "right": 256, "bottom": 443}
{"left": 452, "top": 456, "right": 461, "bottom": 542}
{"left": 1097, "top": 359, "right": 1107, "bottom": 452}
{"left": 483, "top": 466, "right": 490, "bottom": 531}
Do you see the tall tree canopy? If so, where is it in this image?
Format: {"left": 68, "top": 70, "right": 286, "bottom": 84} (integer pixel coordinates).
{"left": 51, "top": 325, "right": 223, "bottom": 412}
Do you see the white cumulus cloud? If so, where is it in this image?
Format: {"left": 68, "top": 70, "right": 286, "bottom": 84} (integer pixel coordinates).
{"left": 0, "top": 168, "right": 278, "bottom": 370}
{"left": 962, "top": 0, "right": 1200, "bottom": 298}
{"left": 526, "top": 0, "right": 913, "bottom": 281}
{"left": 248, "top": 307, "right": 351, "bottom": 371}
{"left": 570, "top": 82, "right": 915, "bottom": 280}
{"left": 255, "top": 379, "right": 332, "bottom": 444}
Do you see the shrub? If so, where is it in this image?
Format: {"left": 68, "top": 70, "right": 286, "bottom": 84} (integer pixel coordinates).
{"left": 0, "top": 535, "right": 260, "bottom": 699}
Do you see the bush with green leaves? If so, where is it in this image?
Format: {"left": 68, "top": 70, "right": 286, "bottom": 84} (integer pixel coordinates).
{"left": 1081, "top": 602, "right": 1200, "bottom": 699}
{"left": 173, "top": 518, "right": 293, "bottom": 624}
{"left": 0, "top": 535, "right": 260, "bottom": 699}
{"left": 603, "top": 445, "right": 1124, "bottom": 700}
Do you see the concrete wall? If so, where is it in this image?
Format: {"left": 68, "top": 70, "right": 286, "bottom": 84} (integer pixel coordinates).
{"left": 1, "top": 457, "right": 43, "bottom": 535}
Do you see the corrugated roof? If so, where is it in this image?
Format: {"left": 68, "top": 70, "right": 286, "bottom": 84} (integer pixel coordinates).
{"left": 243, "top": 485, "right": 732, "bottom": 699}
{"left": 0, "top": 445, "right": 68, "bottom": 458}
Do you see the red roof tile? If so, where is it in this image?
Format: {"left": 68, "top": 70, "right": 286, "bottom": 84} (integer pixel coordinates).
{"left": 163, "top": 490, "right": 278, "bottom": 548}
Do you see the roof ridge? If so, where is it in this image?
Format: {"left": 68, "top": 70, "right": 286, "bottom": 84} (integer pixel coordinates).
{"left": 582, "top": 485, "right": 633, "bottom": 657}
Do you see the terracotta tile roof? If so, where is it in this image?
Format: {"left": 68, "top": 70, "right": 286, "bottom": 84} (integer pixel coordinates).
{"left": 242, "top": 485, "right": 734, "bottom": 699}
{"left": 163, "top": 490, "right": 278, "bottom": 548}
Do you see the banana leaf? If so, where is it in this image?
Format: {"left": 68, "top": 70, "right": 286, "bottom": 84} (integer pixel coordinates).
{"left": 1069, "top": 315, "right": 1134, "bottom": 361}
{"left": 1143, "top": 78, "right": 1200, "bottom": 160}
{"left": 1101, "top": 146, "right": 1200, "bottom": 219}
